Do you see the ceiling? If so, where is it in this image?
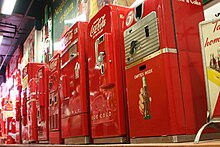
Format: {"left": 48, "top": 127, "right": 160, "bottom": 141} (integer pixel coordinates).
{"left": 0, "top": 0, "right": 45, "bottom": 83}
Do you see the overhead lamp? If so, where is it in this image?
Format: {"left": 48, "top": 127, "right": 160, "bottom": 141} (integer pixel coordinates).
{"left": 0, "top": 33, "right": 3, "bottom": 45}
{"left": 1, "top": 0, "right": 17, "bottom": 15}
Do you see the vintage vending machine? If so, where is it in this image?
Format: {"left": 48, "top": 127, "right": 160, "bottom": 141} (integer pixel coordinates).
{"left": 87, "top": 4, "right": 130, "bottom": 143}
{"left": 14, "top": 70, "right": 22, "bottom": 143}
{"left": 21, "top": 63, "right": 44, "bottom": 143}
{"left": 35, "top": 64, "right": 49, "bottom": 143}
{"left": 0, "top": 98, "right": 7, "bottom": 143}
{"left": 27, "top": 78, "right": 38, "bottom": 143}
{"left": 5, "top": 117, "right": 15, "bottom": 144}
{"left": 48, "top": 53, "right": 63, "bottom": 144}
{"left": 123, "top": 0, "right": 208, "bottom": 143}
{"left": 60, "top": 22, "right": 90, "bottom": 144}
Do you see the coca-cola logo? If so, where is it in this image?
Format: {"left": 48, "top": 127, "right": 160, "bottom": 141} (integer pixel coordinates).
{"left": 178, "top": 0, "right": 201, "bottom": 6}
{"left": 90, "top": 14, "right": 106, "bottom": 38}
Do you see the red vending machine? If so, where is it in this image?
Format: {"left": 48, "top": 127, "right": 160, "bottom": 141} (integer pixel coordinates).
{"left": 60, "top": 22, "right": 90, "bottom": 144}
{"left": 27, "top": 78, "right": 38, "bottom": 143}
{"left": 6, "top": 117, "right": 14, "bottom": 144}
{"left": 15, "top": 70, "right": 22, "bottom": 143}
{"left": 123, "top": 0, "right": 208, "bottom": 143}
{"left": 21, "top": 63, "right": 44, "bottom": 143}
{"left": 36, "top": 64, "right": 49, "bottom": 143}
{"left": 48, "top": 53, "right": 63, "bottom": 144}
{"left": 87, "top": 5, "right": 129, "bottom": 143}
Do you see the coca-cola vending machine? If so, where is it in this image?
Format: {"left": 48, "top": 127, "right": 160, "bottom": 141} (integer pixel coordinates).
{"left": 60, "top": 22, "right": 90, "bottom": 144}
{"left": 36, "top": 64, "right": 49, "bottom": 143}
{"left": 21, "top": 63, "right": 44, "bottom": 143}
{"left": 87, "top": 5, "right": 129, "bottom": 143}
{"left": 6, "top": 117, "right": 15, "bottom": 144}
{"left": 123, "top": 0, "right": 209, "bottom": 143}
{"left": 14, "top": 70, "right": 22, "bottom": 143}
{"left": 27, "top": 78, "right": 38, "bottom": 143}
{"left": 48, "top": 53, "right": 63, "bottom": 144}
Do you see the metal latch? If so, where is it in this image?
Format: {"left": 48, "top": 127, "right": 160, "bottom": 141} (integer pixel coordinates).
{"left": 74, "top": 62, "right": 80, "bottom": 79}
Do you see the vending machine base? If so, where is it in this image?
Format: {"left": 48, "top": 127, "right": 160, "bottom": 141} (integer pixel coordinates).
{"left": 49, "top": 131, "right": 63, "bottom": 144}
{"left": 38, "top": 140, "right": 49, "bottom": 144}
{"left": 64, "top": 136, "right": 90, "bottom": 145}
{"left": 93, "top": 136, "right": 127, "bottom": 144}
{"left": 130, "top": 133, "right": 220, "bottom": 144}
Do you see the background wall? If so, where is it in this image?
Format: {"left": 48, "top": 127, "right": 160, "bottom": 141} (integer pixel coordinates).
{"left": 52, "top": 0, "right": 135, "bottom": 52}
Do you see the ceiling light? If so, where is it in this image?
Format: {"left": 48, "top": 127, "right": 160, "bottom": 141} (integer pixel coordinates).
{"left": 0, "top": 34, "right": 3, "bottom": 45}
{"left": 1, "top": 0, "right": 17, "bottom": 15}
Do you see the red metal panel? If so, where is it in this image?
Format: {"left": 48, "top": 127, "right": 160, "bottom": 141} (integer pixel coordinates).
{"left": 177, "top": 51, "right": 207, "bottom": 133}
{"left": 87, "top": 5, "right": 129, "bottom": 139}
{"left": 126, "top": 53, "right": 185, "bottom": 137}
{"left": 60, "top": 22, "right": 90, "bottom": 140}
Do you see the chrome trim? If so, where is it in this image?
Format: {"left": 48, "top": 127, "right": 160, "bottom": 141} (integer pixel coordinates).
{"left": 64, "top": 136, "right": 90, "bottom": 144}
{"left": 125, "top": 48, "right": 177, "bottom": 70}
{"left": 124, "top": 11, "right": 160, "bottom": 65}
{"left": 93, "top": 136, "right": 127, "bottom": 144}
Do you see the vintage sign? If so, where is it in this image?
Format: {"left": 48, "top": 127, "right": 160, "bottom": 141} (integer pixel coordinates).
{"left": 199, "top": 18, "right": 220, "bottom": 118}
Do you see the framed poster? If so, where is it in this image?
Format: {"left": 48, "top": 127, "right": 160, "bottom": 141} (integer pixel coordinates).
{"left": 199, "top": 18, "right": 220, "bottom": 119}
{"left": 194, "top": 18, "right": 220, "bottom": 144}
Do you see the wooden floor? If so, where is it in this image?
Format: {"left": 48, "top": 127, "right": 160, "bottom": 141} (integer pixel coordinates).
{"left": 1, "top": 140, "right": 220, "bottom": 147}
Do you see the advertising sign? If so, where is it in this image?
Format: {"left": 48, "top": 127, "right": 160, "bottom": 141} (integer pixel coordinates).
{"left": 199, "top": 18, "right": 220, "bottom": 119}
{"left": 23, "top": 28, "right": 35, "bottom": 65}
{"left": 9, "top": 46, "right": 21, "bottom": 76}
{"left": 204, "top": 2, "right": 220, "bottom": 21}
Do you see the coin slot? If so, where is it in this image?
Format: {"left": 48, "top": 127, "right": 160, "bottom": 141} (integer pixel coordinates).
{"left": 99, "top": 35, "right": 104, "bottom": 44}
{"left": 37, "top": 110, "right": 40, "bottom": 118}
{"left": 54, "top": 96, "right": 57, "bottom": 103}
{"left": 145, "top": 26, "right": 149, "bottom": 38}
{"left": 49, "top": 98, "right": 52, "bottom": 105}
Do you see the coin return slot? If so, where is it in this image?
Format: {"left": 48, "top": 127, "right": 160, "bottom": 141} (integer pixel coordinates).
{"left": 139, "top": 65, "right": 146, "bottom": 71}
{"left": 130, "top": 41, "right": 140, "bottom": 55}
